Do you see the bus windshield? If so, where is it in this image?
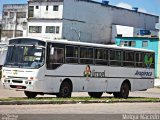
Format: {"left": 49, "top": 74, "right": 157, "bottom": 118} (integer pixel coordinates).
{"left": 4, "top": 45, "right": 45, "bottom": 69}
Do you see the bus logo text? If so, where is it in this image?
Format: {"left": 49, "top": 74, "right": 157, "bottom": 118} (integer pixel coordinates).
{"left": 135, "top": 70, "right": 152, "bottom": 77}
{"left": 91, "top": 70, "right": 105, "bottom": 78}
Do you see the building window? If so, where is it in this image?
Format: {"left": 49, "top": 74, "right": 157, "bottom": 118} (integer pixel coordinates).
{"left": 46, "top": 26, "right": 60, "bottom": 34}
{"left": 46, "top": 6, "right": 49, "bottom": 11}
{"left": 3, "top": 12, "right": 8, "bottom": 16}
{"left": 142, "top": 41, "right": 148, "bottom": 48}
{"left": 46, "top": 26, "right": 55, "bottom": 33}
{"left": 120, "top": 41, "right": 136, "bottom": 47}
{"left": 56, "top": 26, "right": 60, "bottom": 34}
{"left": 53, "top": 5, "right": 59, "bottom": 11}
{"left": 10, "top": 12, "right": 14, "bottom": 18}
{"left": 29, "top": 26, "right": 42, "bottom": 33}
{"left": 130, "top": 41, "right": 136, "bottom": 47}
{"left": 28, "top": 6, "right": 34, "bottom": 17}
{"left": 16, "top": 12, "right": 26, "bottom": 18}
{"left": 36, "top": 6, "right": 39, "bottom": 9}
{"left": 121, "top": 41, "right": 128, "bottom": 46}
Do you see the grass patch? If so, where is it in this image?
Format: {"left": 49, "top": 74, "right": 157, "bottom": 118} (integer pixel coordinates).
{"left": 0, "top": 97, "right": 160, "bottom": 103}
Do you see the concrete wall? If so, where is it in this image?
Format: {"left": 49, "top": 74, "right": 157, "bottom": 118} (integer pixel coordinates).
{"left": 28, "top": 1, "right": 63, "bottom": 19}
{"left": 27, "top": 20, "right": 63, "bottom": 39}
{"left": 27, "top": 0, "right": 159, "bottom": 44}
{"left": 2, "top": 4, "right": 28, "bottom": 40}
{"left": 63, "top": 0, "right": 112, "bottom": 44}
{"left": 2, "top": 4, "right": 27, "bottom": 31}
{"left": 62, "top": 0, "right": 159, "bottom": 44}
{"left": 28, "top": 1, "right": 63, "bottom": 39}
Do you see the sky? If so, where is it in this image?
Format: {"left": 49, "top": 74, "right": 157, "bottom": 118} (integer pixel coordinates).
{"left": 0, "top": 0, "right": 160, "bottom": 28}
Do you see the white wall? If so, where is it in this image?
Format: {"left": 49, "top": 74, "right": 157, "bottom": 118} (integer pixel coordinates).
{"left": 27, "top": 0, "right": 158, "bottom": 43}
{"left": 27, "top": 20, "right": 63, "bottom": 39}
{"left": 29, "top": 2, "right": 63, "bottom": 19}
{"left": 112, "top": 25, "right": 159, "bottom": 42}
{"left": 27, "top": 1, "right": 63, "bottom": 39}
{"left": 112, "top": 25, "right": 134, "bottom": 42}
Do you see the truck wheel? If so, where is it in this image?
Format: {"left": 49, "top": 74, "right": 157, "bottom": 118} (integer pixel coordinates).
{"left": 24, "top": 91, "right": 37, "bottom": 98}
{"left": 88, "top": 92, "right": 103, "bottom": 98}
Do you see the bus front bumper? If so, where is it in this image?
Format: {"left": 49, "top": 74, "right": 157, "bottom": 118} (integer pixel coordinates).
{"left": 1, "top": 78, "right": 41, "bottom": 92}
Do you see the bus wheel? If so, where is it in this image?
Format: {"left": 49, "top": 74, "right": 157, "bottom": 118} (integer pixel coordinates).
{"left": 88, "top": 92, "right": 103, "bottom": 98}
{"left": 56, "top": 81, "right": 72, "bottom": 98}
{"left": 120, "top": 82, "right": 130, "bottom": 99}
{"left": 24, "top": 91, "right": 37, "bottom": 98}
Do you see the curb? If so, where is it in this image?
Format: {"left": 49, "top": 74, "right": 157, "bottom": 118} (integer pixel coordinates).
{"left": 0, "top": 100, "right": 160, "bottom": 105}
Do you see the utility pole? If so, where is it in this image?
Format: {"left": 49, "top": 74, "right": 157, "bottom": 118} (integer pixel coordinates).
{"left": 13, "top": 12, "right": 17, "bottom": 38}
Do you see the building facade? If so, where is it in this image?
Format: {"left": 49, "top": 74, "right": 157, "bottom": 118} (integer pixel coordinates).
{"left": 1, "top": 4, "right": 28, "bottom": 41}
{"left": 115, "top": 37, "right": 160, "bottom": 78}
{"left": 27, "top": 0, "right": 159, "bottom": 44}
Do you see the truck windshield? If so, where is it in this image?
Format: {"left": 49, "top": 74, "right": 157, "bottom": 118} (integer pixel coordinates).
{"left": 4, "top": 45, "right": 45, "bottom": 69}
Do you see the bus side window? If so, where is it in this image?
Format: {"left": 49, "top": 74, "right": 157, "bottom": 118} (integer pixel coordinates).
{"left": 47, "top": 43, "right": 64, "bottom": 69}
{"left": 65, "top": 46, "right": 78, "bottom": 64}
{"left": 52, "top": 47, "right": 64, "bottom": 63}
{"left": 95, "top": 48, "right": 108, "bottom": 65}
{"left": 109, "top": 49, "right": 121, "bottom": 66}
{"left": 135, "top": 52, "right": 143, "bottom": 68}
{"left": 123, "top": 51, "right": 134, "bottom": 67}
{"left": 80, "top": 47, "right": 93, "bottom": 64}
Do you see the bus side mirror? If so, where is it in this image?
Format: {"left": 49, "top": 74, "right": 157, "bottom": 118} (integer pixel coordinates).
{"left": 50, "top": 47, "right": 54, "bottom": 55}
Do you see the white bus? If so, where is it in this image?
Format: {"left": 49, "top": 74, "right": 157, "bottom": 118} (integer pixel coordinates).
{"left": 1, "top": 37, "right": 155, "bottom": 98}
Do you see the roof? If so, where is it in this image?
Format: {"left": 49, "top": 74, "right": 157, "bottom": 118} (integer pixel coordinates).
{"left": 9, "top": 37, "right": 154, "bottom": 52}
{"left": 116, "top": 37, "right": 159, "bottom": 41}
{"left": 28, "top": 0, "right": 159, "bottom": 18}
{"left": 77, "top": 0, "right": 159, "bottom": 18}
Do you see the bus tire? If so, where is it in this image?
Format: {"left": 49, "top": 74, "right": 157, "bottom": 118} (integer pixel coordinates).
{"left": 56, "top": 81, "right": 72, "bottom": 98}
{"left": 119, "top": 82, "right": 130, "bottom": 99}
{"left": 24, "top": 91, "right": 37, "bottom": 98}
{"left": 88, "top": 92, "right": 103, "bottom": 98}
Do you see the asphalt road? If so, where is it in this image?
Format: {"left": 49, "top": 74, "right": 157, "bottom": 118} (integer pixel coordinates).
{"left": 0, "top": 103, "right": 160, "bottom": 120}
{"left": 0, "top": 103, "right": 160, "bottom": 114}
{"left": 0, "top": 82, "right": 160, "bottom": 120}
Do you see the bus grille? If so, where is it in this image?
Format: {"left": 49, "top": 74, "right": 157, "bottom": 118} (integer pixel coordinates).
{"left": 12, "top": 80, "right": 23, "bottom": 83}
{"left": 10, "top": 85, "right": 26, "bottom": 89}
